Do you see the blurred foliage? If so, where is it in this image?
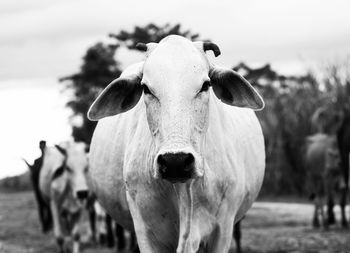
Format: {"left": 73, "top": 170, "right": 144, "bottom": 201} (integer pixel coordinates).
{"left": 60, "top": 43, "right": 121, "bottom": 143}
{"left": 61, "top": 23, "right": 350, "bottom": 196}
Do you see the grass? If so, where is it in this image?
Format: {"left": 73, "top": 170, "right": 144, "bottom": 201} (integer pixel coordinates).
{"left": 1, "top": 191, "right": 350, "bottom": 252}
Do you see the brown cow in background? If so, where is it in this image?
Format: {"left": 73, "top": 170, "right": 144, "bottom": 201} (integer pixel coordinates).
{"left": 311, "top": 107, "right": 350, "bottom": 227}
{"left": 305, "top": 134, "right": 343, "bottom": 228}
{"left": 23, "top": 140, "right": 53, "bottom": 233}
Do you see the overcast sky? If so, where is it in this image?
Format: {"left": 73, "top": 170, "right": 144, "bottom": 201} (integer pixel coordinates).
{"left": 0, "top": 0, "right": 350, "bottom": 178}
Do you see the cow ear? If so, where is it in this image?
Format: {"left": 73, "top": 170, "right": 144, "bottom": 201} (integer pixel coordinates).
{"left": 88, "top": 63, "right": 144, "bottom": 121}
{"left": 210, "top": 66, "right": 264, "bottom": 110}
{"left": 55, "top": 145, "right": 67, "bottom": 156}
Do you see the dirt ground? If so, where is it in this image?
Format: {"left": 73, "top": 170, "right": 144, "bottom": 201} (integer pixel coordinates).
{"left": 1, "top": 192, "right": 350, "bottom": 253}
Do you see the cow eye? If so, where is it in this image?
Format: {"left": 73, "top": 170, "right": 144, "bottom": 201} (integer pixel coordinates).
{"left": 143, "top": 85, "right": 153, "bottom": 95}
{"left": 66, "top": 166, "right": 73, "bottom": 173}
{"left": 199, "top": 81, "right": 211, "bottom": 93}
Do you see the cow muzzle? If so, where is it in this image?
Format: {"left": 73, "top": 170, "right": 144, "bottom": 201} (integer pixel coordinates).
{"left": 76, "top": 190, "right": 89, "bottom": 200}
{"left": 155, "top": 150, "right": 203, "bottom": 183}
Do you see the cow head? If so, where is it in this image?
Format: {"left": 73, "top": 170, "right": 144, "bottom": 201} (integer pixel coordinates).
{"left": 88, "top": 35, "right": 264, "bottom": 183}
{"left": 56, "top": 143, "right": 90, "bottom": 199}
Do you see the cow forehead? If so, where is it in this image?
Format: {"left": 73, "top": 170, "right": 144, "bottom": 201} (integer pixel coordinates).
{"left": 66, "top": 147, "right": 88, "bottom": 169}
{"left": 142, "top": 37, "right": 210, "bottom": 88}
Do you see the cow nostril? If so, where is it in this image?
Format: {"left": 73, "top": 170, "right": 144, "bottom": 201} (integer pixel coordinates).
{"left": 157, "top": 155, "right": 167, "bottom": 167}
{"left": 184, "top": 154, "right": 194, "bottom": 169}
{"left": 76, "top": 190, "right": 88, "bottom": 200}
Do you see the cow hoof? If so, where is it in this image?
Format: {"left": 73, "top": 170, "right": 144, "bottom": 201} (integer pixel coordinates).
{"left": 312, "top": 220, "right": 320, "bottom": 228}
{"left": 58, "top": 245, "right": 71, "bottom": 253}
{"left": 341, "top": 220, "right": 348, "bottom": 228}
{"left": 132, "top": 246, "right": 141, "bottom": 253}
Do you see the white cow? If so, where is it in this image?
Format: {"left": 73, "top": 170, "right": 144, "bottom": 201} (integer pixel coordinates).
{"left": 39, "top": 142, "right": 89, "bottom": 253}
{"left": 87, "top": 35, "right": 265, "bottom": 253}
{"left": 92, "top": 200, "right": 108, "bottom": 243}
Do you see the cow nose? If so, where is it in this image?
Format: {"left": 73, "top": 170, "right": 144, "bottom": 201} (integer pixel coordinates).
{"left": 76, "top": 190, "right": 88, "bottom": 200}
{"left": 157, "top": 152, "right": 195, "bottom": 183}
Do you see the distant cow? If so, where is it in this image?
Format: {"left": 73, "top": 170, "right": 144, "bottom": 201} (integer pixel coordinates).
{"left": 23, "top": 140, "right": 52, "bottom": 233}
{"left": 311, "top": 108, "right": 350, "bottom": 227}
{"left": 305, "top": 134, "right": 342, "bottom": 228}
{"left": 93, "top": 200, "right": 108, "bottom": 244}
{"left": 87, "top": 35, "right": 265, "bottom": 252}
{"left": 39, "top": 142, "right": 89, "bottom": 253}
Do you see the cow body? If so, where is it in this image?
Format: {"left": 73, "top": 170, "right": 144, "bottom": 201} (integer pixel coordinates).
{"left": 305, "top": 134, "right": 342, "bottom": 228}
{"left": 39, "top": 142, "right": 89, "bottom": 253}
{"left": 88, "top": 35, "right": 265, "bottom": 253}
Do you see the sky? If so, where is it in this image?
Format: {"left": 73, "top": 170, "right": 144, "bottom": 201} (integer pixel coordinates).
{"left": 0, "top": 0, "right": 350, "bottom": 178}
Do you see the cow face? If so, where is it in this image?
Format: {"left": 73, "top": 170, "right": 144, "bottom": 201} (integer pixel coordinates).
{"left": 140, "top": 38, "right": 213, "bottom": 182}
{"left": 88, "top": 35, "right": 264, "bottom": 183}
{"left": 58, "top": 143, "right": 90, "bottom": 200}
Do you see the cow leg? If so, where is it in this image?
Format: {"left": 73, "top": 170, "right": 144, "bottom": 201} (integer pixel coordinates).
{"left": 327, "top": 195, "right": 335, "bottom": 225}
{"left": 72, "top": 212, "right": 83, "bottom": 253}
{"left": 233, "top": 221, "right": 241, "bottom": 253}
{"left": 34, "top": 191, "right": 47, "bottom": 232}
{"left": 319, "top": 198, "right": 327, "bottom": 229}
{"left": 206, "top": 221, "right": 235, "bottom": 253}
{"left": 30, "top": 169, "right": 48, "bottom": 232}
{"left": 115, "top": 223, "right": 126, "bottom": 250}
{"left": 88, "top": 206, "right": 96, "bottom": 242}
{"left": 38, "top": 202, "right": 47, "bottom": 232}
{"left": 44, "top": 202, "right": 53, "bottom": 232}
{"left": 340, "top": 188, "right": 348, "bottom": 227}
{"left": 105, "top": 214, "right": 115, "bottom": 248}
{"left": 50, "top": 199, "right": 66, "bottom": 253}
{"left": 312, "top": 197, "right": 320, "bottom": 228}
{"left": 32, "top": 182, "right": 51, "bottom": 233}
{"left": 339, "top": 149, "right": 349, "bottom": 228}
{"left": 129, "top": 231, "right": 140, "bottom": 253}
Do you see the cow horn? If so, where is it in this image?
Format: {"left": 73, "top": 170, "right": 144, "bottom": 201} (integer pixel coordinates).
{"left": 136, "top": 43, "right": 148, "bottom": 51}
{"left": 135, "top": 42, "right": 158, "bottom": 53}
{"left": 21, "top": 158, "right": 32, "bottom": 169}
{"left": 55, "top": 145, "right": 67, "bottom": 156}
{"left": 203, "top": 42, "right": 221, "bottom": 57}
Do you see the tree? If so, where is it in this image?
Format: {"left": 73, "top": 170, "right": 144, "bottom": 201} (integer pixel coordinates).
{"left": 61, "top": 23, "right": 201, "bottom": 143}
{"left": 60, "top": 43, "right": 121, "bottom": 143}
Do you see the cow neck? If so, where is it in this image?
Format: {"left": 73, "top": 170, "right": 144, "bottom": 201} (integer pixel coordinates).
{"left": 173, "top": 180, "right": 194, "bottom": 253}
